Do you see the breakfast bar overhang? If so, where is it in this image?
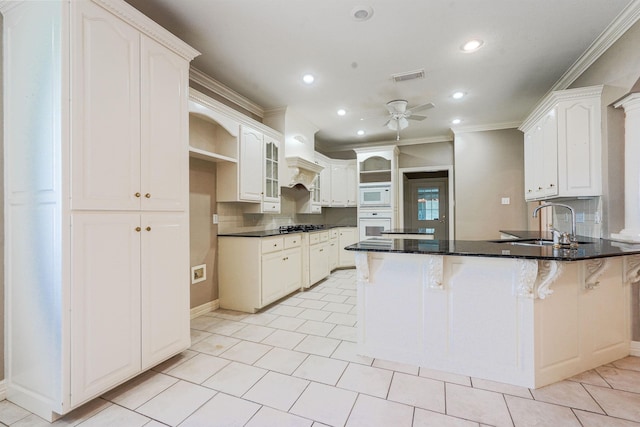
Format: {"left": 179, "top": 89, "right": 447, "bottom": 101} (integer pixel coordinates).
{"left": 346, "top": 235, "right": 640, "bottom": 388}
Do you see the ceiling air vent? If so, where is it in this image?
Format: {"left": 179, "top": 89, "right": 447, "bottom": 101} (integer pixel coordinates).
{"left": 391, "top": 69, "right": 425, "bottom": 83}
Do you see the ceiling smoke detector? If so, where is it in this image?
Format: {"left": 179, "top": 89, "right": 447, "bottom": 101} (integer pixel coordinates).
{"left": 351, "top": 6, "right": 373, "bottom": 21}
{"left": 391, "top": 69, "right": 425, "bottom": 83}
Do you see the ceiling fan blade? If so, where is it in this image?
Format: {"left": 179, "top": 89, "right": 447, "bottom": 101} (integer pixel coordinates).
{"left": 409, "top": 102, "right": 435, "bottom": 113}
{"left": 407, "top": 114, "right": 427, "bottom": 121}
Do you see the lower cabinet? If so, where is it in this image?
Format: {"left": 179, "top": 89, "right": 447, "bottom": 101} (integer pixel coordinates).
{"left": 219, "top": 234, "right": 303, "bottom": 313}
{"left": 308, "top": 231, "right": 330, "bottom": 285}
{"left": 329, "top": 229, "right": 339, "bottom": 271}
{"left": 338, "top": 227, "right": 358, "bottom": 267}
{"left": 70, "top": 212, "right": 189, "bottom": 406}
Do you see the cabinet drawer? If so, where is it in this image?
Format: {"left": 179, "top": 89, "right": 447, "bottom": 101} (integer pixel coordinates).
{"left": 318, "top": 231, "right": 329, "bottom": 242}
{"left": 262, "top": 237, "right": 283, "bottom": 254}
{"left": 330, "top": 229, "right": 338, "bottom": 239}
{"left": 284, "top": 234, "right": 302, "bottom": 249}
{"left": 309, "top": 233, "right": 321, "bottom": 245}
{"left": 262, "top": 201, "right": 280, "bottom": 213}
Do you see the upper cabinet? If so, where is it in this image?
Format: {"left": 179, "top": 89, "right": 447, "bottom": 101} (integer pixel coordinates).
{"left": 189, "top": 89, "right": 284, "bottom": 213}
{"left": 520, "top": 86, "right": 603, "bottom": 201}
{"left": 71, "top": 3, "right": 190, "bottom": 212}
{"left": 314, "top": 153, "right": 357, "bottom": 208}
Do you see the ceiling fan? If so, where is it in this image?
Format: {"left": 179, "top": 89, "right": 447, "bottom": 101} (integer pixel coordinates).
{"left": 384, "top": 99, "right": 435, "bottom": 141}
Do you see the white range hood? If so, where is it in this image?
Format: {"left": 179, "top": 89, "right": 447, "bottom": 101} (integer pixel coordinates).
{"left": 285, "top": 156, "right": 323, "bottom": 190}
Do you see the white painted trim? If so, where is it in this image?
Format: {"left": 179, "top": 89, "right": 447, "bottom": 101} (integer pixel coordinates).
{"left": 452, "top": 121, "right": 522, "bottom": 135}
{"left": 397, "top": 165, "right": 455, "bottom": 240}
{"left": 551, "top": 0, "right": 640, "bottom": 91}
{"left": 631, "top": 341, "right": 640, "bottom": 357}
{"left": 0, "top": 380, "right": 5, "bottom": 401}
{"left": 190, "top": 300, "right": 220, "bottom": 319}
{"left": 189, "top": 68, "right": 265, "bottom": 118}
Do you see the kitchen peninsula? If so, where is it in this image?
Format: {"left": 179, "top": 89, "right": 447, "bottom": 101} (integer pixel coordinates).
{"left": 346, "top": 234, "right": 640, "bottom": 388}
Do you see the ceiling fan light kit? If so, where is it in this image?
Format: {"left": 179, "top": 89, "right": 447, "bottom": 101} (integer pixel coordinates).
{"left": 384, "top": 99, "right": 435, "bottom": 140}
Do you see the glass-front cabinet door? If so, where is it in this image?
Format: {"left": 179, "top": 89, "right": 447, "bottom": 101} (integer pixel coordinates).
{"left": 263, "top": 136, "right": 280, "bottom": 212}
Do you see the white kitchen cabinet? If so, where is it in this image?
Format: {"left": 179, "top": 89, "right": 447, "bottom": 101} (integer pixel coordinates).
{"left": 523, "top": 109, "right": 558, "bottom": 200}
{"left": 520, "top": 85, "right": 603, "bottom": 201}
{"left": 218, "top": 126, "right": 263, "bottom": 202}
{"left": 71, "top": 4, "right": 188, "bottom": 212}
{"left": 70, "top": 213, "right": 189, "bottom": 405}
{"left": 219, "top": 234, "right": 303, "bottom": 312}
{"left": 2, "top": 0, "right": 198, "bottom": 420}
{"left": 338, "top": 227, "right": 358, "bottom": 267}
{"left": 262, "top": 135, "right": 281, "bottom": 213}
{"left": 331, "top": 163, "right": 348, "bottom": 206}
{"left": 329, "top": 229, "right": 340, "bottom": 270}
{"left": 346, "top": 160, "right": 358, "bottom": 206}
{"left": 317, "top": 157, "right": 332, "bottom": 207}
{"left": 308, "top": 231, "right": 330, "bottom": 285}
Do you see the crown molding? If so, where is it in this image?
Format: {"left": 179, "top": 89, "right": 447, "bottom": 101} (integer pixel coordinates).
{"left": 452, "top": 121, "right": 522, "bottom": 135}
{"left": 551, "top": 0, "right": 640, "bottom": 91}
{"left": 189, "top": 68, "right": 265, "bottom": 118}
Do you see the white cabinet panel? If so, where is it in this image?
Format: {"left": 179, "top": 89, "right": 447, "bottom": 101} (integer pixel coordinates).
{"left": 140, "top": 36, "right": 189, "bottom": 211}
{"left": 141, "top": 214, "right": 190, "bottom": 369}
{"left": 71, "top": 2, "right": 141, "bottom": 211}
{"left": 338, "top": 228, "right": 358, "bottom": 268}
{"left": 309, "top": 243, "right": 330, "bottom": 285}
{"left": 346, "top": 161, "right": 358, "bottom": 206}
{"left": 240, "top": 127, "right": 264, "bottom": 202}
{"left": 70, "top": 214, "right": 142, "bottom": 406}
{"left": 283, "top": 247, "right": 303, "bottom": 294}
{"left": 331, "top": 163, "right": 348, "bottom": 206}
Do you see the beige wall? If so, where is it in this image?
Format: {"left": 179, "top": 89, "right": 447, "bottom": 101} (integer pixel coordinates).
{"left": 453, "top": 129, "right": 528, "bottom": 240}
{"left": 398, "top": 141, "right": 454, "bottom": 168}
{"left": 189, "top": 158, "right": 219, "bottom": 308}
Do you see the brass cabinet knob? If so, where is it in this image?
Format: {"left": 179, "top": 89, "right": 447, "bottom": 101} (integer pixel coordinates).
{"left": 146, "top": 226, "right": 151, "bottom": 231}
{"left": 145, "top": 193, "right": 151, "bottom": 198}
{"left": 135, "top": 227, "right": 141, "bottom": 232}
{"left": 135, "top": 192, "right": 141, "bottom": 198}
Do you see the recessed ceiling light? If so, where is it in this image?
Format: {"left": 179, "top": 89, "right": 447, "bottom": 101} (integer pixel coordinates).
{"left": 351, "top": 6, "right": 374, "bottom": 21}
{"left": 357, "top": 130, "right": 365, "bottom": 136}
{"left": 461, "top": 39, "right": 484, "bottom": 52}
{"left": 302, "top": 74, "right": 315, "bottom": 84}
{"left": 337, "top": 109, "right": 347, "bottom": 116}
{"left": 452, "top": 91, "right": 466, "bottom": 99}
{"left": 451, "top": 118, "right": 462, "bottom": 125}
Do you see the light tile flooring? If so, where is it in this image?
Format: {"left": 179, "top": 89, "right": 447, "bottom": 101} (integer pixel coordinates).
{"left": 2, "top": 268, "right": 640, "bottom": 426}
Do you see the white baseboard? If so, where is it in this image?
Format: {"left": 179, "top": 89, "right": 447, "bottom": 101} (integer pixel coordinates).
{"left": 0, "top": 380, "right": 6, "bottom": 401}
{"left": 190, "top": 300, "right": 219, "bottom": 319}
{"left": 630, "top": 341, "right": 640, "bottom": 357}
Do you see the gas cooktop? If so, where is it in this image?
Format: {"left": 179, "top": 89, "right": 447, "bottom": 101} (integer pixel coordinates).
{"left": 278, "top": 224, "right": 326, "bottom": 233}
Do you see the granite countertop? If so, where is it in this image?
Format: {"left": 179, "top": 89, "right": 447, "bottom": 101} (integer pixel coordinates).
{"left": 218, "top": 224, "right": 357, "bottom": 238}
{"left": 345, "top": 230, "right": 640, "bottom": 261}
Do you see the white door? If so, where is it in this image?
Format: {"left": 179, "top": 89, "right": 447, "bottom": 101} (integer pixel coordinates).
{"left": 283, "top": 247, "right": 303, "bottom": 293}
{"left": 141, "top": 213, "right": 190, "bottom": 369}
{"left": 70, "top": 213, "right": 141, "bottom": 406}
{"left": 261, "top": 251, "right": 284, "bottom": 306}
{"left": 309, "top": 244, "right": 329, "bottom": 285}
{"left": 240, "top": 127, "right": 264, "bottom": 202}
{"left": 71, "top": 1, "right": 141, "bottom": 211}
{"left": 140, "top": 35, "right": 189, "bottom": 212}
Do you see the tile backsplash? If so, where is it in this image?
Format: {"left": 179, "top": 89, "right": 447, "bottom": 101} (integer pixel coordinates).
{"left": 550, "top": 197, "right": 602, "bottom": 238}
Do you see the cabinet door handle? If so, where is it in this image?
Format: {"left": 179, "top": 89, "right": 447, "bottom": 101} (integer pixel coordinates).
{"left": 549, "top": 184, "right": 555, "bottom": 187}
{"left": 135, "top": 192, "right": 141, "bottom": 198}
{"left": 319, "top": 249, "right": 323, "bottom": 252}
{"left": 146, "top": 226, "right": 151, "bottom": 231}
{"left": 145, "top": 193, "right": 151, "bottom": 198}
{"left": 135, "top": 227, "right": 141, "bottom": 232}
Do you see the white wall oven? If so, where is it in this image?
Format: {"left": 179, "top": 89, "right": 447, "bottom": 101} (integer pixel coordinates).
{"left": 359, "top": 210, "right": 392, "bottom": 240}
{"left": 359, "top": 183, "right": 391, "bottom": 208}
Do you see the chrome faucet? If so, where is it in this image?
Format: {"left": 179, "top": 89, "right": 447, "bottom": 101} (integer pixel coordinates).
{"left": 532, "top": 203, "right": 577, "bottom": 247}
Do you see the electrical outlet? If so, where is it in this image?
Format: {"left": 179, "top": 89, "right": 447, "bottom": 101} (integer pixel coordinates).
{"left": 501, "top": 197, "right": 510, "bottom": 205}
{"left": 213, "top": 214, "right": 218, "bottom": 224}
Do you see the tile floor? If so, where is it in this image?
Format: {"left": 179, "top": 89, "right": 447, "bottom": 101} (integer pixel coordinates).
{"left": 2, "top": 268, "right": 640, "bottom": 426}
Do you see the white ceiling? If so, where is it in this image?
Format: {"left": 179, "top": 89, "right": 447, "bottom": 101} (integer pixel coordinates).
{"left": 125, "top": 0, "right": 634, "bottom": 151}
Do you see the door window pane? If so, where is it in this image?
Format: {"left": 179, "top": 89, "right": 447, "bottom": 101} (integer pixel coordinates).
{"left": 417, "top": 188, "right": 439, "bottom": 220}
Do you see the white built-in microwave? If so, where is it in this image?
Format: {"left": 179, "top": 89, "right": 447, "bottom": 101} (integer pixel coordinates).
{"left": 359, "top": 183, "right": 391, "bottom": 207}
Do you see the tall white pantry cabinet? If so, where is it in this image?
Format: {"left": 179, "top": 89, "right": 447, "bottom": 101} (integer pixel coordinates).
{"left": 1, "top": 0, "right": 199, "bottom": 420}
